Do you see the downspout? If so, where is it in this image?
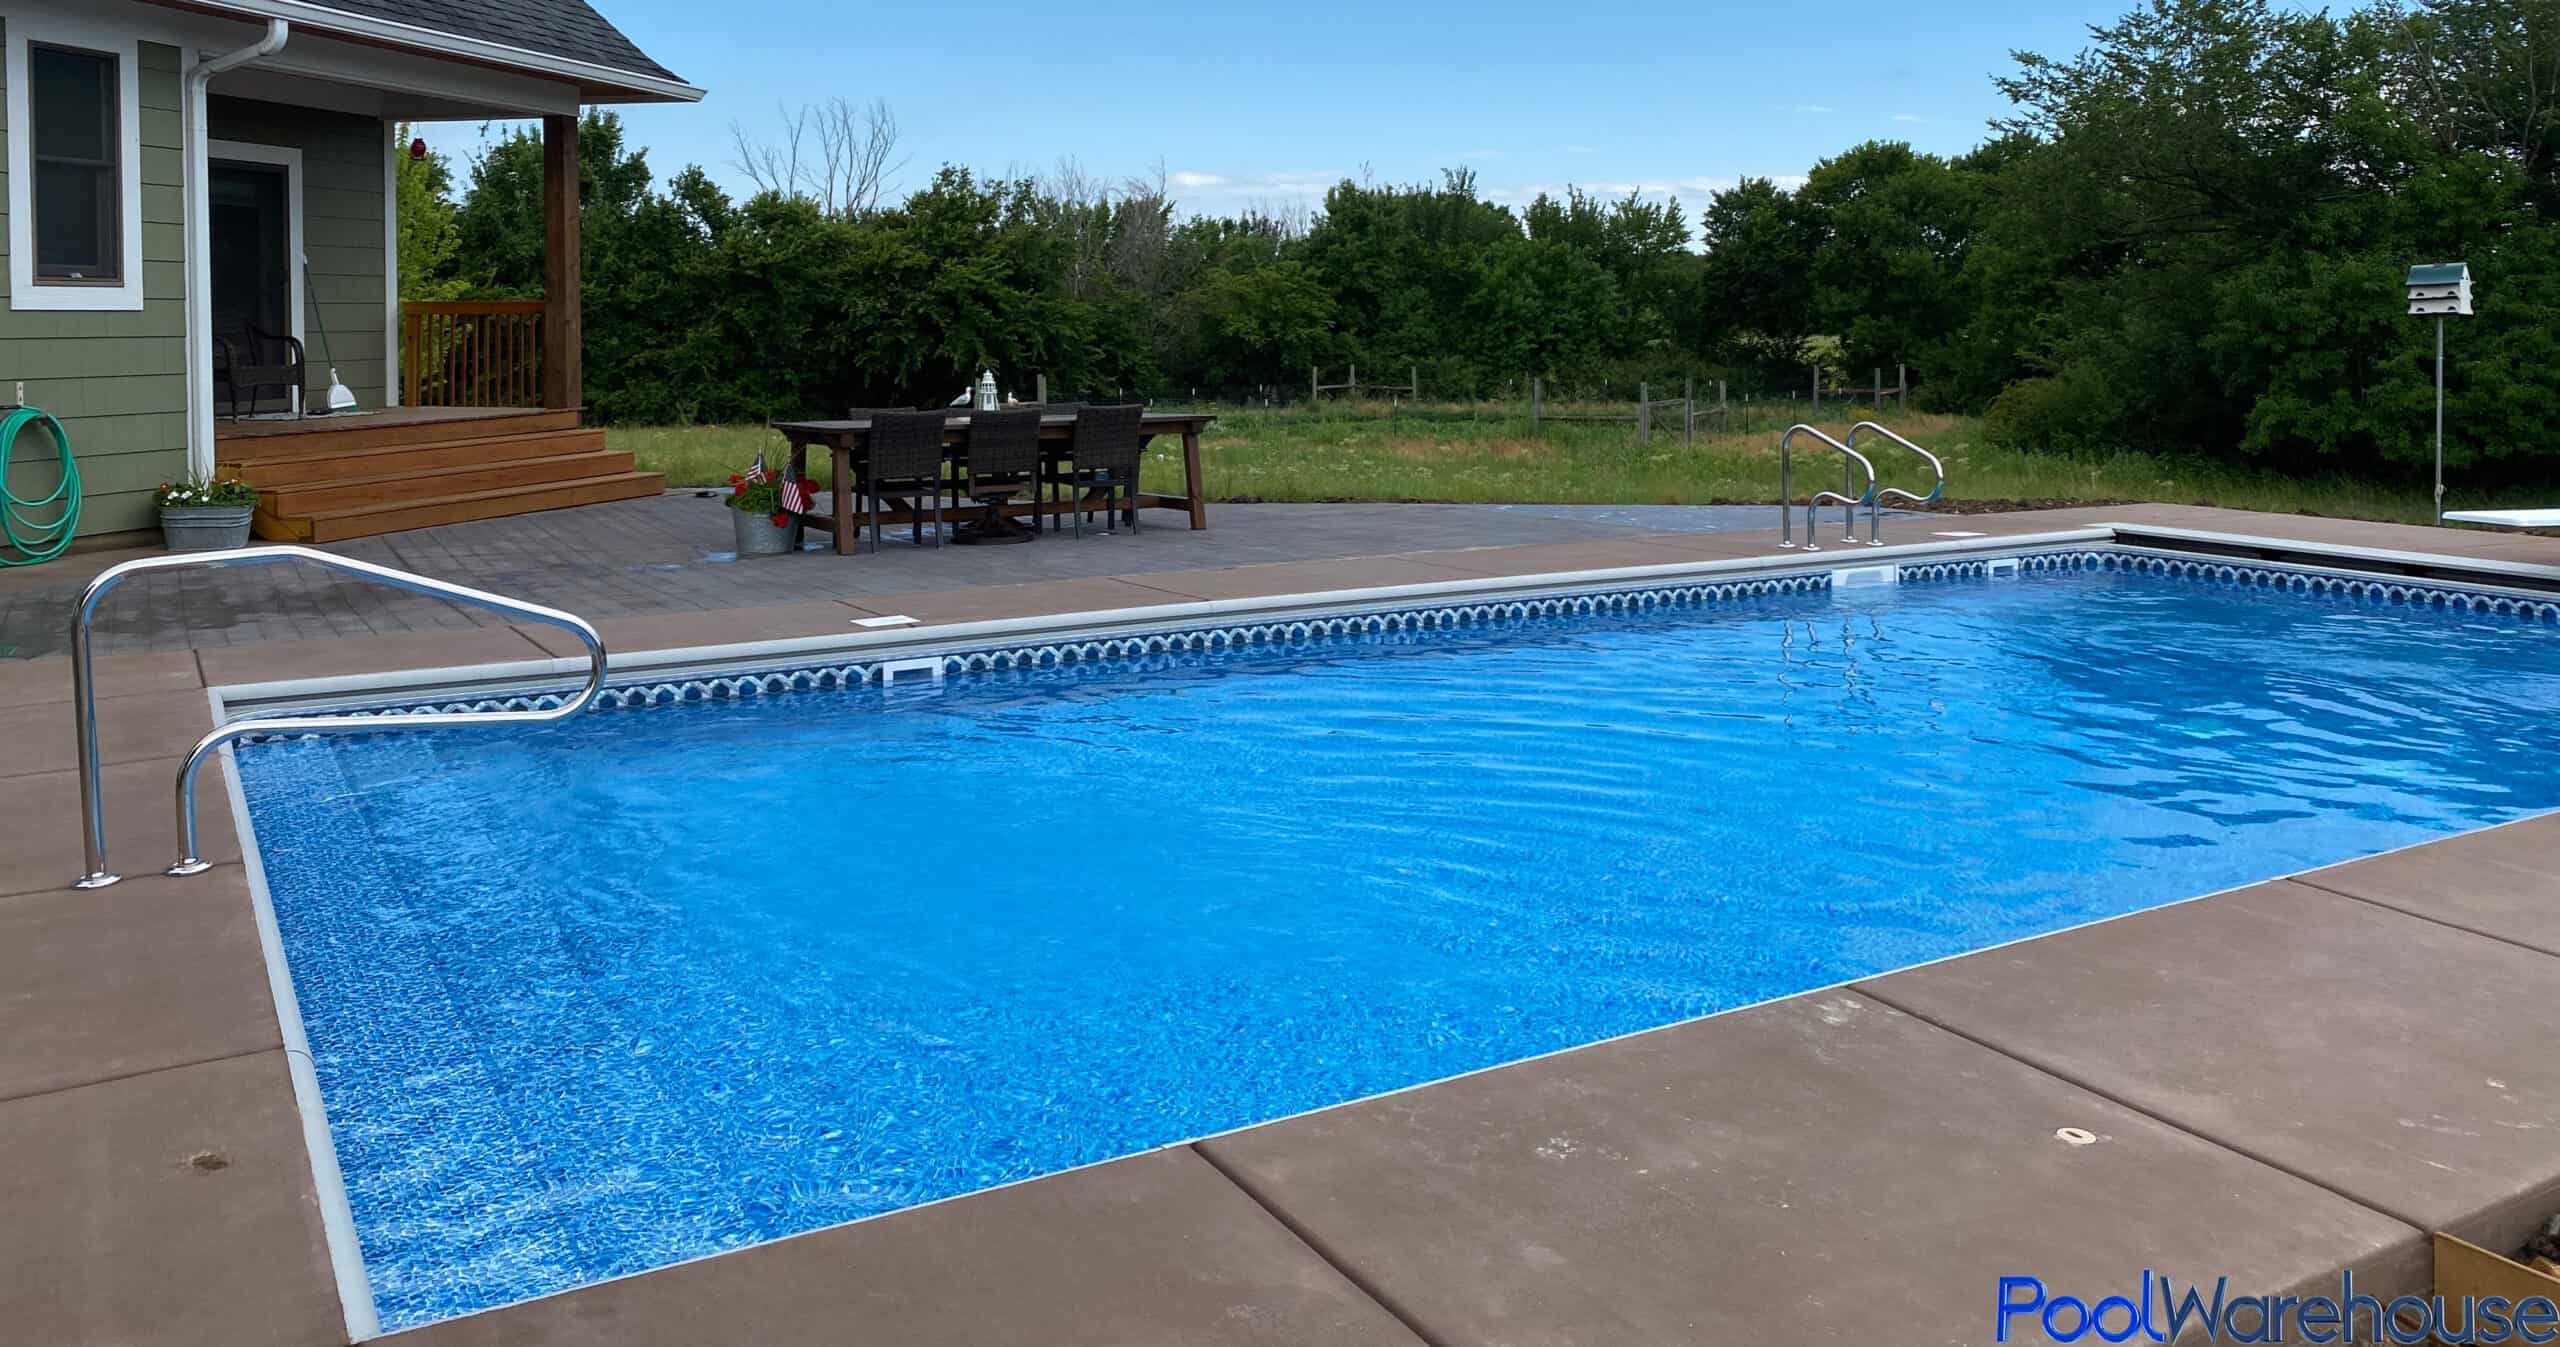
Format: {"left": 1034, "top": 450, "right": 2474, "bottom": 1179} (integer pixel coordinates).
{"left": 181, "top": 20, "right": 289, "bottom": 478}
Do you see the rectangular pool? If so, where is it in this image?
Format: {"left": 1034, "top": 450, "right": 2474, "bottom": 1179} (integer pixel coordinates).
{"left": 233, "top": 551, "right": 2560, "bottom": 1327}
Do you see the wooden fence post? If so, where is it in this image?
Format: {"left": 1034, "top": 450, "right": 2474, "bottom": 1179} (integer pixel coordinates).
{"left": 1898, "top": 362, "right": 1908, "bottom": 413}
{"left": 1349, "top": 362, "right": 1358, "bottom": 399}
{"left": 1812, "top": 367, "right": 1821, "bottom": 415}
{"left": 1684, "top": 375, "right": 1695, "bottom": 447}
{"left": 1532, "top": 376, "right": 1543, "bottom": 432}
{"left": 1639, "top": 382, "right": 1651, "bottom": 444}
{"left": 1410, "top": 365, "right": 1419, "bottom": 403}
{"left": 1311, "top": 366, "right": 1320, "bottom": 403}
{"left": 1719, "top": 379, "right": 1729, "bottom": 430}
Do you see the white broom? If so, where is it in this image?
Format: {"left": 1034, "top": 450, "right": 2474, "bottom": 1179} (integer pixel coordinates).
{"left": 302, "top": 252, "right": 359, "bottom": 414}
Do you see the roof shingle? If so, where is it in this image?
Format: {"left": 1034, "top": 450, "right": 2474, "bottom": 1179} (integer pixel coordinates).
{"left": 303, "top": 0, "right": 684, "bottom": 85}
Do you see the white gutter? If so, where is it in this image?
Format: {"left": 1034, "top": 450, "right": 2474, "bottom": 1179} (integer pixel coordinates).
{"left": 181, "top": 20, "right": 290, "bottom": 479}
{"left": 165, "top": 0, "right": 705, "bottom": 103}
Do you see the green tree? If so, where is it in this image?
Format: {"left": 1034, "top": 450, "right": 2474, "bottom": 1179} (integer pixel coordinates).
{"left": 393, "top": 124, "right": 465, "bottom": 302}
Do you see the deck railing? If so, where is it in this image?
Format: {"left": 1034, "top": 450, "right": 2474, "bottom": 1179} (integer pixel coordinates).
{"left": 402, "top": 300, "right": 546, "bottom": 408}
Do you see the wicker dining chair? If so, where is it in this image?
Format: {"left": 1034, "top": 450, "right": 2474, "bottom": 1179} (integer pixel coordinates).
{"left": 862, "top": 410, "right": 953, "bottom": 552}
{"left": 956, "top": 408, "right": 1042, "bottom": 542}
{"left": 1045, "top": 404, "right": 1145, "bottom": 538}
{"left": 1024, "top": 403, "right": 1084, "bottom": 532}
{"left": 789, "top": 407, "right": 912, "bottom": 493}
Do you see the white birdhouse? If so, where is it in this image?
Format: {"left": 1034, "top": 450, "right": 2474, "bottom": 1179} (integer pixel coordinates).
{"left": 2406, "top": 262, "right": 2472, "bottom": 317}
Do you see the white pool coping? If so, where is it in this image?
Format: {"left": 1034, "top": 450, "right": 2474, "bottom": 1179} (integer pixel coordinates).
{"left": 210, "top": 692, "right": 383, "bottom": 1341}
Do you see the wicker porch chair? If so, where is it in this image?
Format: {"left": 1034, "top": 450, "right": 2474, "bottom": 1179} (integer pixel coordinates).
{"left": 1043, "top": 404, "right": 1145, "bottom": 538}
{"left": 955, "top": 408, "right": 1042, "bottom": 543}
{"left": 212, "top": 326, "right": 307, "bottom": 419}
{"left": 862, "top": 410, "right": 953, "bottom": 552}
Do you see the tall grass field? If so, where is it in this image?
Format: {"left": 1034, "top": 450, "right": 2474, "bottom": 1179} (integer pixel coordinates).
{"left": 610, "top": 399, "right": 2494, "bottom": 526}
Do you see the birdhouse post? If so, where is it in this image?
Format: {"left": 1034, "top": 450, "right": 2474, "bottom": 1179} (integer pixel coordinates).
{"left": 2406, "top": 263, "right": 2473, "bottom": 522}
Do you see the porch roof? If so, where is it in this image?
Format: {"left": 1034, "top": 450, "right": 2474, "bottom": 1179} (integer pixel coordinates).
{"left": 146, "top": 0, "right": 701, "bottom": 103}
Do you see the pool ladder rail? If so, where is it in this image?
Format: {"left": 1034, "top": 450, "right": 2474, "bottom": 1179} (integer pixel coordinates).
{"left": 1776, "top": 421, "right": 1947, "bottom": 550}
{"left": 1847, "top": 421, "right": 1946, "bottom": 546}
{"left": 69, "top": 544, "right": 607, "bottom": 890}
{"left": 1777, "top": 424, "right": 1876, "bottom": 551}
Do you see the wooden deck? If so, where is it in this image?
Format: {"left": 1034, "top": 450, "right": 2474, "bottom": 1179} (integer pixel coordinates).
{"left": 214, "top": 406, "right": 542, "bottom": 442}
{"left": 215, "top": 407, "right": 662, "bottom": 542}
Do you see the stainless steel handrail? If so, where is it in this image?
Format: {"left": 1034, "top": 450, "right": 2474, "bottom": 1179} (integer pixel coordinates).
{"left": 1846, "top": 421, "right": 1946, "bottom": 545}
{"left": 70, "top": 544, "right": 607, "bottom": 889}
{"left": 1777, "top": 424, "right": 1876, "bottom": 551}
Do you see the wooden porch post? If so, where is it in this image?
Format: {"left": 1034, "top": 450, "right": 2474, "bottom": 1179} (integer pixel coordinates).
{"left": 541, "top": 113, "right": 582, "bottom": 412}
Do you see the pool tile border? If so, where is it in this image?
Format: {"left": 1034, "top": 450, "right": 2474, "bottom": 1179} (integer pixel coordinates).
{"left": 1908, "top": 546, "right": 2560, "bottom": 620}
{"left": 244, "top": 572, "right": 1837, "bottom": 725}
{"left": 243, "top": 544, "right": 2560, "bottom": 733}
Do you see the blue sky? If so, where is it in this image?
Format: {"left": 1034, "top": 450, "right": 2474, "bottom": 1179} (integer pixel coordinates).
{"left": 429, "top": 1, "right": 2156, "bottom": 217}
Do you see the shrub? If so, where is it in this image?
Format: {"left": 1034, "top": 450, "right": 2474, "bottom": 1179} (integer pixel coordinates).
{"left": 1981, "top": 370, "right": 2114, "bottom": 454}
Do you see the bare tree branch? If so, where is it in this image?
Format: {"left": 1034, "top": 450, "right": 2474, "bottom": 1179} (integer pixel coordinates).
{"left": 729, "top": 97, "right": 906, "bottom": 216}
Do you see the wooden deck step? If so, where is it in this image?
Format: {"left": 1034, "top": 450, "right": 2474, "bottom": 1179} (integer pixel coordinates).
{"left": 261, "top": 449, "right": 638, "bottom": 515}
{"left": 221, "top": 428, "right": 608, "bottom": 487}
{"left": 220, "top": 409, "right": 578, "bottom": 460}
{"left": 255, "top": 471, "right": 666, "bottom": 543}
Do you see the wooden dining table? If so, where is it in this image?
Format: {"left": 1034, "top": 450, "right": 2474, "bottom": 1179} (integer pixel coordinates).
{"left": 769, "top": 410, "right": 1218, "bottom": 556}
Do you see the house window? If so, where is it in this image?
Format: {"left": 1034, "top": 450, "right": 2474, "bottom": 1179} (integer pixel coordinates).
{"left": 7, "top": 20, "right": 143, "bottom": 313}
{"left": 28, "top": 43, "right": 122, "bottom": 284}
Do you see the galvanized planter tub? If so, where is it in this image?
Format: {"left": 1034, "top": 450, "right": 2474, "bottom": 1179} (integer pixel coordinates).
{"left": 160, "top": 505, "right": 256, "bottom": 553}
{"left": 732, "top": 508, "right": 802, "bottom": 556}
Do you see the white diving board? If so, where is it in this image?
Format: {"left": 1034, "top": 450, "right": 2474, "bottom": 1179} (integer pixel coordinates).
{"left": 2444, "top": 509, "right": 2560, "bottom": 529}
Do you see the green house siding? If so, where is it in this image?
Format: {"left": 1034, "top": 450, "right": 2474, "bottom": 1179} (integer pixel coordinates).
{"left": 0, "top": 30, "right": 187, "bottom": 536}
{"left": 207, "top": 95, "right": 388, "bottom": 411}
{"left": 0, "top": 40, "right": 392, "bottom": 539}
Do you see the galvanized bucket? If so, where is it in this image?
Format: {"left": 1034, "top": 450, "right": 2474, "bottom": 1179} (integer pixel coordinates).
{"left": 160, "top": 505, "right": 255, "bottom": 553}
{"left": 732, "top": 508, "right": 802, "bottom": 556}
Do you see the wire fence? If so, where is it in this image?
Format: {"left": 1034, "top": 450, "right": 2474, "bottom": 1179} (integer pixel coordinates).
{"left": 1063, "top": 362, "right": 1914, "bottom": 441}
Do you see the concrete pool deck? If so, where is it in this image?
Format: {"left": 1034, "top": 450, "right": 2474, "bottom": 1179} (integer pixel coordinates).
{"left": 2, "top": 502, "right": 2556, "bottom": 1345}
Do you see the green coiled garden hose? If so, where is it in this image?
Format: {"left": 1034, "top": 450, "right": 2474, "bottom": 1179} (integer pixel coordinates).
{"left": 0, "top": 404, "right": 78, "bottom": 567}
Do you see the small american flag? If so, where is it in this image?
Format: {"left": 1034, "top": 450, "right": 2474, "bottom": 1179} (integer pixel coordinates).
{"left": 779, "top": 459, "right": 812, "bottom": 513}
{"left": 742, "top": 452, "right": 769, "bottom": 484}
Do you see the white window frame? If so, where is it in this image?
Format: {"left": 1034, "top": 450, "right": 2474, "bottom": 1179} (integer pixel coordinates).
{"left": 205, "top": 138, "right": 305, "bottom": 362}
{"left": 6, "top": 14, "right": 148, "bottom": 312}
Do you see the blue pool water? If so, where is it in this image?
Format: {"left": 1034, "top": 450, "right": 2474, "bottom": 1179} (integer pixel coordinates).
{"left": 237, "top": 560, "right": 2560, "bottom": 1327}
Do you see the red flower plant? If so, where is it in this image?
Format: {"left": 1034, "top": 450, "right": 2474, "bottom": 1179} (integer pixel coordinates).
{"left": 725, "top": 459, "right": 788, "bottom": 518}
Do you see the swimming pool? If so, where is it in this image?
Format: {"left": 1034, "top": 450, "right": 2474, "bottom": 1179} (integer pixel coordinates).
{"left": 232, "top": 549, "right": 2560, "bottom": 1327}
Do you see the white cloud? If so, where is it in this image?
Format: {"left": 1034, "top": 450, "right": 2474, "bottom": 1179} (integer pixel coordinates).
{"left": 1890, "top": 113, "right": 1925, "bottom": 123}
{"left": 1484, "top": 173, "right": 1809, "bottom": 205}
{"left": 1458, "top": 148, "right": 1506, "bottom": 161}
{"left": 1796, "top": 104, "right": 1835, "bottom": 114}
{"left": 1156, "top": 167, "right": 1814, "bottom": 224}
{"left": 1159, "top": 169, "right": 1349, "bottom": 210}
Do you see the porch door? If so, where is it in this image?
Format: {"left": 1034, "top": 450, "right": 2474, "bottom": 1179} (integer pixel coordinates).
{"left": 209, "top": 159, "right": 293, "bottom": 414}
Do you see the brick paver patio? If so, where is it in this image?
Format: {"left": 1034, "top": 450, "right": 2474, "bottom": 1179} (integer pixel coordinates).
{"left": 0, "top": 498, "right": 1808, "bottom": 658}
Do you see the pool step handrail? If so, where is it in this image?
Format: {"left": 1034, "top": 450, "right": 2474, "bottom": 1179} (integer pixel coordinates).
{"left": 1777, "top": 424, "right": 1877, "bottom": 551}
{"left": 1845, "top": 421, "right": 1946, "bottom": 546}
{"left": 69, "top": 544, "right": 607, "bottom": 890}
